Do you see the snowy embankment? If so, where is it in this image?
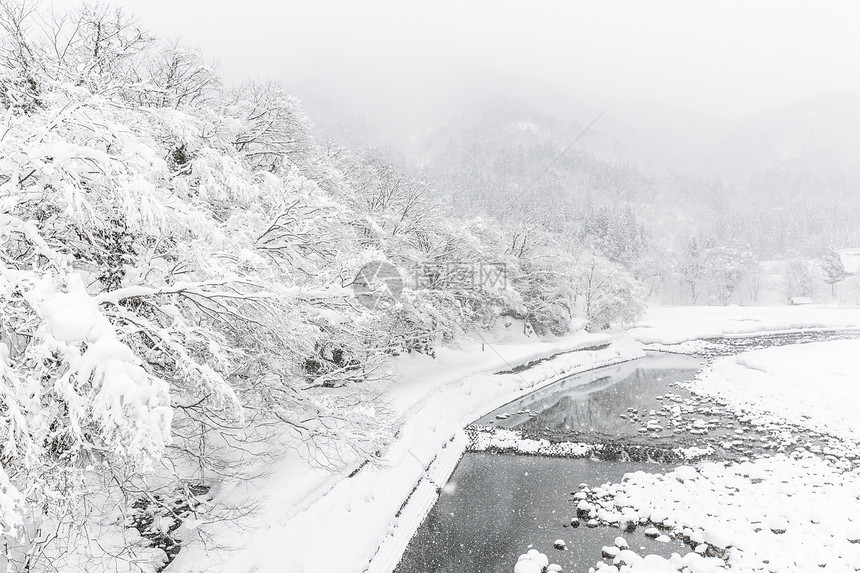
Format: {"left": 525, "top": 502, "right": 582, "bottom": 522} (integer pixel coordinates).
{"left": 168, "top": 332, "right": 643, "bottom": 573}
{"left": 696, "top": 339, "right": 860, "bottom": 444}
{"left": 577, "top": 339, "right": 860, "bottom": 573}
{"left": 630, "top": 305, "right": 860, "bottom": 345}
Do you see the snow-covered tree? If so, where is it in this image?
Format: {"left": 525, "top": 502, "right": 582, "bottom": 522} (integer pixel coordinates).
{"left": 577, "top": 257, "right": 645, "bottom": 331}
{"left": 785, "top": 258, "right": 814, "bottom": 300}
{"left": 681, "top": 233, "right": 703, "bottom": 303}
{"left": 820, "top": 246, "right": 846, "bottom": 296}
{"left": 701, "top": 244, "right": 754, "bottom": 305}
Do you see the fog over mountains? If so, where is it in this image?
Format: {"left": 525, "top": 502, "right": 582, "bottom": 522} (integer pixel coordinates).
{"left": 302, "top": 73, "right": 860, "bottom": 186}
{"left": 299, "top": 75, "right": 860, "bottom": 256}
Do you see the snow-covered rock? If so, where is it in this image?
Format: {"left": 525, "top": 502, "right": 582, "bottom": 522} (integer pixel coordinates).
{"left": 515, "top": 549, "right": 550, "bottom": 573}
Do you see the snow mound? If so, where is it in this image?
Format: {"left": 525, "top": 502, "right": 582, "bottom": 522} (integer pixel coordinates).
{"left": 515, "top": 548, "right": 561, "bottom": 573}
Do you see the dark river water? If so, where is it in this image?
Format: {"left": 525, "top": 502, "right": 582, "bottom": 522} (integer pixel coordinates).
{"left": 394, "top": 453, "right": 687, "bottom": 573}
{"left": 395, "top": 355, "right": 698, "bottom": 573}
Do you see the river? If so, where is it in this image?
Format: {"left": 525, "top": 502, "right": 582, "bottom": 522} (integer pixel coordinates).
{"left": 394, "top": 331, "right": 860, "bottom": 573}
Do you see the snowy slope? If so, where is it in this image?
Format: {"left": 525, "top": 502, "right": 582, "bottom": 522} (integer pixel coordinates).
{"left": 706, "top": 92, "right": 860, "bottom": 196}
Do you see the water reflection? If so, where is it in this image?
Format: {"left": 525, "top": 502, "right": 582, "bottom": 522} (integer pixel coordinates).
{"left": 478, "top": 354, "right": 703, "bottom": 441}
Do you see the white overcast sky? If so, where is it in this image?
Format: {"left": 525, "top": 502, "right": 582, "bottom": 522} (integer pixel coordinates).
{"left": 103, "top": 0, "right": 860, "bottom": 119}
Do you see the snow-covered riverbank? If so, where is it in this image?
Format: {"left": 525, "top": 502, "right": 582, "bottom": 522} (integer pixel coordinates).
{"left": 582, "top": 453, "right": 860, "bottom": 572}
{"left": 697, "top": 339, "right": 860, "bottom": 444}
{"left": 575, "top": 336, "right": 860, "bottom": 573}
{"left": 630, "top": 305, "right": 860, "bottom": 345}
{"left": 168, "top": 331, "right": 643, "bottom": 573}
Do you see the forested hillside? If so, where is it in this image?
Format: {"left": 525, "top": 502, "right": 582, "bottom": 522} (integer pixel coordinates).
{"left": 0, "top": 4, "right": 644, "bottom": 570}
{"left": 407, "top": 92, "right": 860, "bottom": 305}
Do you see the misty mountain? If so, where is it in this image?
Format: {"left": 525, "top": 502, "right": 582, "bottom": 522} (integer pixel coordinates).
{"left": 418, "top": 94, "right": 655, "bottom": 201}
{"left": 596, "top": 98, "right": 728, "bottom": 175}
{"left": 297, "top": 76, "right": 860, "bottom": 259}
{"left": 707, "top": 92, "right": 860, "bottom": 206}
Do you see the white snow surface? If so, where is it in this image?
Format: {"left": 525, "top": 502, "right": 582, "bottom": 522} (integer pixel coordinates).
{"left": 630, "top": 305, "right": 860, "bottom": 345}
{"left": 587, "top": 455, "right": 860, "bottom": 572}
{"left": 168, "top": 332, "right": 643, "bottom": 573}
{"left": 696, "top": 339, "right": 860, "bottom": 442}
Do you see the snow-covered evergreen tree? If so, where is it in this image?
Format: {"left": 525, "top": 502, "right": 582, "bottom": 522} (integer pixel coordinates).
{"left": 681, "top": 233, "right": 703, "bottom": 303}
{"left": 821, "top": 245, "right": 846, "bottom": 296}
